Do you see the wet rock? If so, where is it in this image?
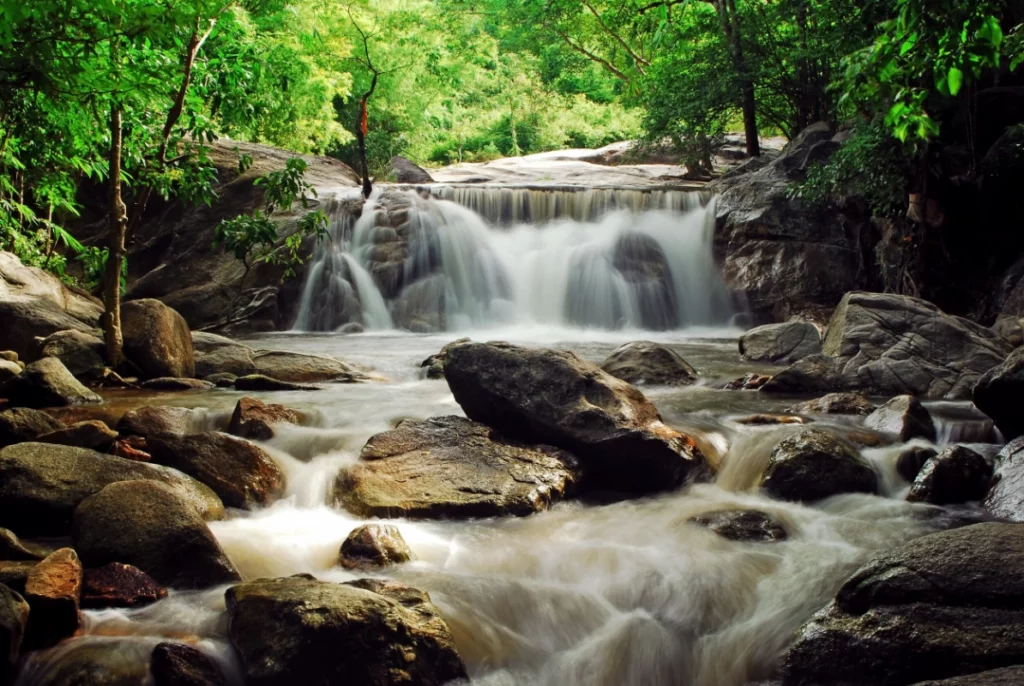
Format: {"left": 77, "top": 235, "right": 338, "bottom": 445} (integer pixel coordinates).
{"left": 72, "top": 480, "right": 240, "bottom": 589}
{"left": 339, "top": 524, "right": 414, "bottom": 569}
{"left": 984, "top": 437, "right": 1024, "bottom": 521}
{"left": 444, "top": 342, "right": 709, "bottom": 494}
{"left": 973, "top": 347, "right": 1024, "bottom": 440}
{"left": 0, "top": 407, "right": 64, "bottom": 448}
{"left": 0, "top": 352, "right": 16, "bottom": 363}
{"left": 205, "top": 372, "right": 238, "bottom": 387}
{"left": 911, "top": 667, "right": 1024, "bottom": 684}
{"left": 611, "top": 232, "right": 678, "bottom": 330}
{"left": 907, "top": 446, "right": 992, "bottom": 505}
{"left": 725, "top": 372, "right": 772, "bottom": 390}
{"left": 779, "top": 522, "right": 1024, "bottom": 685}
{"left": 763, "top": 292, "right": 1012, "bottom": 399}
{"left": 234, "top": 374, "right": 319, "bottom": 391}
{"left": 0, "top": 299, "right": 96, "bottom": 363}
{"left": 785, "top": 392, "right": 876, "bottom": 416}
{"left": 419, "top": 338, "right": 471, "bottom": 379}
{"left": 762, "top": 429, "right": 877, "bottom": 502}
{"left": 739, "top": 322, "right": 822, "bottom": 364}
{"left": 338, "top": 322, "right": 364, "bottom": 334}
{"left": 2, "top": 357, "right": 102, "bottom": 408}
{"left": 864, "top": 395, "right": 936, "bottom": 442}
{"left": 36, "top": 420, "right": 119, "bottom": 452}
{"left": 598, "top": 341, "right": 698, "bottom": 386}
{"left": 121, "top": 299, "right": 195, "bottom": 380}
{"left": 0, "top": 583, "right": 28, "bottom": 684}
{"left": 689, "top": 509, "right": 787, "bottom": 542}
{"left": 896, "top": 445, "right": 938, "bottom": 482}
{"left": 147, "top": 432, "right": 286, "bottom": 509}
{"left": 139, "top": 377, "right": 214, "bottom": 391}
{"left": 16, "top": 636, "right": 155, "bottom": 686}
{"left": 0, "top": 528, "right": 44, "bottom": 562}
{"left": 0, "top": 561, "right": 35, "bottom": 595}
{"left": 0, "top": 442, "right": 224, "bottom": 537}
{"left": 226, "top": 575, "right": 467, "bottom": 686}
{"left": 151, "top": 642, "right": 228, "bottom": 686}
{"left": 44, "top": 405, "right": 120, "bottom": 429}
{"left": 81, "top": 563, "right": 167, "bottom": 609}
{"left": 391, "top": 156, "right": 434, "bottom": 184}
{"left": 251, "top": 350, "right": 367, "bottom": 383}
{"left": 227, "top": 397, "right": 303, "bottom": 441}
{"left": 117, "top": 406, "right": 197, "bottom": 438}
{"left": 335, "top": 416, "right": 580, "bottom": 518}
{"left": 734, "top": 414, "right": 809, "bottom": 426}
{"left": 36, "top": 329, "right": 106, "bottom": 379}
{"left": 110, "top": 436, "right": 151, "bottom": 462}
{"left": 192, "top": 332, "right": 256, "bottom": 378}
{"left": 24, "top": 548, "right": 82, "bottom": 649}
{"left": 0, "top": 359, "right": 20, "bottom": 385}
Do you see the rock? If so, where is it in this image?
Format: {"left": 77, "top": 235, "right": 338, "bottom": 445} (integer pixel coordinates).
{"left": 986, "top": 437, "right": 1024, "bottom": 521}
{"left": 785, "top": 393, "right": 876, "bottom": 416}
{"left": 739, "top": 322, "right": 822, "bottom": 364}
{"left": 0, "top": 528, "right": 44, "bottom": 562}
{"left": 147, "top": 432, "right": 286, "bottom": 509}
{"left": 864, "top": 395, "right": 936, "bottom": 441}
{"left": 0, "top": 352, "right": 15, "bottom": 363}
{"left": 762, "top": 429, "right": 877, "bottom": 502}
{"left": 0, "top": 251, "right": 103, "bottom": 325}
{"left": 139, "top": 377, "right": 214, "bottom": 391}
{"left": 779, "top": 522, "right": 1024, "bottom": 685}
{"left": 226, "top": 575, "right": 467, "bottom": 686}
{"left": 688, "top": 509, "right": 787, "bottom": 542}
{"left": 44, "top": 405, "right": 119, "bottom": 429}
{"left": 227, "top": 397, "right": 303, "bottom": 441}
{"left": 2, "top": 357, "right": 102, "bottom": 408}
{"left": 36, "top": 329, "right": 106, "bottom": 379}
{"left": 205, "top": 372, "right": 238, "bottom": 387}
{"left": 0, "top": 561, "right": 34, "bottom": 595}
{"left": 121, "top": 299, "right": 195, "bottom": 380}
{"left": 734, "top": 414, "right": 809, "bottom": 426}
{"left": 234, "top": 374, "right": 319, "bottom": 391}
{"left": 339, "top": 524, "right": 414, "bottom": 570}
{"left": 391, "top": 156, "right": 435, "bottom": 184}
{"left": 911, "top": 667, "right": 1024, "bottom": 684}
{"left": 192, "top": 332, "right": 257, "bottom": 378}
{"left": 973, "top": 347, "right": 1024, "bottom": 440}
{"left": 896, "top": 445, "right": 938, "bottom": 482}
{"left": 36, "top": 420, "right": 119, "bottom": 452}
{"left": 251, "top": 350, "right": 366, "bottom": 383}
{"left": 598, "top": 341, "right": 698, "bottom": 386}
{"left": 338, "top": 322, "right": 364, "bottom": 334}
{"left": 24, "top": 548, "right": 82, "bottom": 649}
{"left": 110, "top": 437, "right": 152, "bottom": 462}
{"left": 907, "top": 446, "right": 992, "bottom": 505}
{"left": 151, "top": 642, "right": 228, "bottom": 686}
{"left": 725, "top": 372, "right": 772, "bottom": 390}
{"left": 0, "top": 359, "right": 19, "bottom": 385}
{"left": 0, "top": 583, "right": 28, "bottom": 684}
{"left": 0, "top": 442, "right": 224, "bottom": 537}
{"left": 16, "top": 636, "right": 155, "bottom": 686}
{"left": 81, "top": 563, "right": 167, "bottom": 609}
{"left": 117, "top": 406, "right": 197, "bottom": 438}
{"left": 763, "top": 292, "right": 1013, "bottom": 399}
{"left": 0, "top": 407, "right": 64, "bottom": 448}
{"left": 443, "top": 342, "right": 709, "bottom": 494}
{"left": 335, "top": 416, "right": 580, "bottom": 518}
{"left": 72, "top": 480, "right": 240, "bottom": 589}
{"left": 0, "top": 300, "right": 96, "bottom": 363}
{"left": 419, "top": 338, "right": 471, "bottom": 379}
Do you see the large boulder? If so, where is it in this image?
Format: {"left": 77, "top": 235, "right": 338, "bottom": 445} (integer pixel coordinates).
{"left": 37, "top": 420, "right": 119, "bottom": 452}
{"left": 36, "top": 329, "right": 106, "bottom": 379}
{"left": 739, "top": 322, "right": 822, "bottom": 364}
{"left": 973, "top": 347, "right": 1024, "bottom": 440}
{"left": 192, "top": 332, "right": 257, "bottom": 378}
{"left": 419, "top": 338, "right": 470, "bottom": 380}
{"left": 762, "top": 429, "right": 877, "bottom": 502}
{"left": 598, "top": 341, "right": 698, "bottom": 386}
{"left": 390, "top": 156, "right": 434, "bottom": 184}
{"left": 985, "top": 437, "right": 1024, "bottom": 521}
{"left": 121, "top": 299, "right": 195, "bottom": 379}
{"left": 907, "top": 446, "right": 993, "bottom": 505}
{"left": 226, "top": 576, "right": 467, "bottom": 686}
{"left": 864, "top": 395, "right": 937, "bottom": 442}
{"left": 763, "top": 292, "right": 1013, "bottom": 399}
{"left": 251, "top": 350, "right": 367, "bottom": 383}
{"left": 23, "top": 548, "right": 82, "bottom": 649}
{"left": 72, "top": 480, "right": 240, "bottom": 589}
{"left": 147, "top": 432, "right": 286, "bottom": 509}
{"left": 0, "top": 442, "right": 224, "bottom": 537}
{"left": 780, "top": 523, "right": 1024, "bottom": 685}
{"left": 117, "top": 406, "right": 199, "bottom": 438}
{"left": 0, "top": 583, "right": 28, "bottom": 684}
{"left": 0, "top": 408, "right": 64, "bottom": 448}
{"left": 443, "top": 342, "right": 709, "bottom": 493}
{"left": 2, "top": 357, "right": 102, "bottom": 408}
{"left": 334, "top": 416, "right": 580, "bottom": 518}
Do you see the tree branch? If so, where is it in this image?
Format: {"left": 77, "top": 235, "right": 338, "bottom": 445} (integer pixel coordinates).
{"left": 582, "top": 1, "right": 649, "bottom": 71}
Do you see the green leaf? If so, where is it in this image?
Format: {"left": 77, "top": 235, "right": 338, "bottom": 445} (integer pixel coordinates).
{"left": 947, "top": 67, "right": 964, "bottom": 96}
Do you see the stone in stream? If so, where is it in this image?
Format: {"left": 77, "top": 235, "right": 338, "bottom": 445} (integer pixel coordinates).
{"left": 227, "top": 397, "right": 303, "bottom": 441}
{"left": 17, "top": 637, "right": 156, "bottom": 686}
{"left": 138, "top": 377, "right": 214, "bottom": 391}
{"left": 443, "top": 342, "right": 709, "bottom": 494}
{"left": 121, "top": 298, "right": 195, "bottom": 380}
{"left": 739, "top": 322, "right": 822, "bottom": 364}
{"left": 35, "top": 420, "right": 119, "bottom": 452}
{"left": 785, "top": 392, "right": 876, "bottom": 416}
{"left": 762, "top": 429, "right": 877, "bottom": 503}
{"left": 35, "top": 329, "right": 106, "bottom": 379}
{"left": 234, "top": 374, "right": 320, "bottom": 392}
{"left": 81, "top": 563, "right": 167, "bottom": 610}
{"left": 339, "top": 524, "right": 414, "bottom": 569}
{"left": 2, "top": 357, "right": 102, "bottom": 408}
{"left": 0, "top": 528, "right": 45, "bottom": 562}
{"left": 0, "top": 583, "right": 28, "bottom": 683}
{"left": 864, "top": 395, "right": 936, "bottom": 442}
{"left": 151, "top": 642, "right": 229, "bottom": 686}
{"left": 226, "top": 576, "right": 467, "bottom": 686}
{"left": 391, "top": 155, "right": 435, "bottom": 184}
{"left": 192, "top": 331, "right": 257, "bottom": 378}
{"left": 251, "top": 350, "right": 369, "bottom": 383}
{"left": 896, "top": 445, "right": 938, "bottom": 482}
{"left": 724, "top": 372, "right": 772, "bottom": 390}
{"left": 598, "top": 340, "right": 698, "bottom": 386}
{"left": 907, "top": 446, "right": 993, "bottom": 506}
{"left": 973, "top": 346, "right": 1024, "bottom": 440}
{"left": 734, "top": 414, "right": 809, "bottom": 426}
{"left": 688, "top": 509, "right": 788, "bottom": 543}
{"left": 117, "top": 405, "right": 199, "bottom": 438}
{"left": 72, "top": 480, "right": 240, "bottom": 589}
{"left": 23, "top": 548, "right": 82, "bottom": 650}
{"left": 0, "top": 407, "right": 64, "bottom": 448}
{"left": 984, "top": 437, "right": 1024, "bottom": 521}
{"left": 205, "top": 372, "right": 238, "bottom": 387}
{"left": 0, "top": 299, "right": 97, "bottom": 364}
{"left": 419, "top": 337, "right": 470, "bottom": 379}
{"left": 779, "top": 522, "right": 1024, "bottom": 685}
{"left": 335, "top": 416, "right": 580, "bottom": 518}
{"left": 0, "top": 442, "right": 224, "bottom": 538}
{"left": 147, "top": 432, "right": 286, "bottom": 509}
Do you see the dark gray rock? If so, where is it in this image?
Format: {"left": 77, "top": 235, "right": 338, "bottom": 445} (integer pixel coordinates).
{"left": 985, "top": 437, "right": 1024, "bottom": 521}
{"left": 740, "top": 322, "right": 822, "bottom": 364}
{"left": 911, "top": 667, "right": 1024, "bottom": 684}
{"left": 391, "top": 156, "right": 435, "bottom": 184}
{"left": 865, "top": 396, "right": 936, "bottom": 442}
{"left": 762, "top": 429, "right": 877, "bottom": 502}
{"left": 973, "top": 347, "right": 1024, "bottom": 440}
{"left": 0, "top": 407, "right": 64, "bottom": 448}
{"left": 688, "top": 509, "right": 787, "bottom": 542}
{"left": 0, "top": 300, "right": 95, "bottom": 363}
{"left": 907, "top": 446, "right": 993, "bottom": 505}
{"left": 151, "top": 642, "right": 228, "bottom": 686}
{"left": 896, "top": 445, "right": 938, "bottom": 482}
{"left": 599, "top": 341, "right": 698, "bottom": 386}
{"left": 419, "top": 338, "right": 470, "bottom": 380}
{"left": 785, "top": 393, "right": 876, "bottom": 416}
{"left": 36, "top": 329, "right": 106, "bottom": 379}
{"left": 2, "top": 357, "right": 102, "bottom": 408}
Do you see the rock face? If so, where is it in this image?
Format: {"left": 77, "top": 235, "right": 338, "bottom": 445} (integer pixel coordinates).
{"left": 391, "top": 156, "right": 435, "bottom": 184}
{"left": 762, "top": 429, "right": 877, "bottom": 502}
{"left": 192, "top": 332, "right": 257, "bottom": 378}
{"left": 36, "top": 329, "right": 106, "bottom": 379}
{"left": 0, "top": 442, "right": 224, "bottom": 537}
{"left": 227, "top": 397, "right": 303, "bottom": 441}
{"left": 0, "top": 408, "right": 64, "bottom": 448}
{"left": 24, "top": 548, "right": 82, "bottom": 649}
{"left": 226, "top": 576, "right": 467, "bottom": 686}
{"left": 785, "top": 393, "right": 876, "bottom": 416}
{"left": 984, "top": 437, "right": 1024, "bottom": 521}
{"left": 151, "top": 642, "right": 229, "bottom": 686}
{"left": 339, "top": 524, "right": 414, "bottom": 570}
{"left": 444, "top": 342, "right": 709, "bottom": 493}
{"left": 907, "top": 446, "right": 992, "bottom": 505}
{"left": 864, "top": 395, "right": 937, "bottom": 441}
{"left": 763, "top": 292, "right": 1013, "bottom": 399}
{"left": 0, "top": 583, "right": 28, "bottom": 684}
{"left": 973, "top": 347, "right": 1024, "bottom": 440}
{"left": 2, "top": 357, "right": 102, "bottom": 408}
{"left": 72, "top": 480, "right": 240, "bottom": 589}
{"left": 739, "top": 322, "right": 822, "bottom": 364}
{"left": 780, "top": 523, "right": 1024, "bottom": 685}
{"left": 335, "top": 416, "right": 580, "bottom": 518}
{"left": 147, "top": 432, "right": 286, "bottom": 509}
{"left": 688, "top": 509, "right": 787, "bottom": 542}
{"left": 81, "top": 563, "right": 168, "bottom": 609}
{"left": 598, "top": 341, "right": 698, "bottom": 386}
{"left": 121, "top": 299, "right": 195, "bottom": 379}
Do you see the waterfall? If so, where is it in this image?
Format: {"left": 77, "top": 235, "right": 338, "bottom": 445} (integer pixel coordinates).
{"left": 293, "top": 186, "right": 735, "bottom": 332}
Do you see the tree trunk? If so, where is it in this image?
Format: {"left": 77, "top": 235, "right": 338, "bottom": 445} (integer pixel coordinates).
{"left": 103, "top": 104, "right": 128, "bottom": 369}
{"left": 717, "top": 0, "right": 760, "bottom": 157}
{"left": 356, "top": 97, "right": 372, "bottom": 198}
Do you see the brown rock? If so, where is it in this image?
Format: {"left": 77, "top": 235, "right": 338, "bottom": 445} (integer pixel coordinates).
{"left": 0, "top": 583, "right": 28, "bottom": 684}
{"left": 233, "top": 374, "right": 319, "bottom": 392}
{"left": 151, "top": 642, "right": 228, "bottom": 686}
{"left": 725, "top": 373, "right": 772, "bottom": 390}
{"left": 227, "top": 397, "right": 302, "bottom": 441}
{"left": 0, "top": 561, "right": 36, "bottom": 594}
{"left": 36, "top": 420, "right": 118, "bottom": 451}
{"left": 735, "top": 414, "right": 809, "bottom": 426}
{"left": 0, "top": 528, "right": 44, "bottom": 562}
{"left": 785, "top": 392, "right": 876, "bottom": 416}
{"left": 44, "top": 405, "right": 120, "bottom": 429}
{"left": 599, "top": 341, "right": 698, "bottom": 386}
{"left": 251, "top": 350, "right": 367, "bottom": 383}
{"left": 121, "top": 299, "right": 195, "bottom": 379}
{"left": 0, "top": 407, "right": 64, "bottom": 448}
{"left": 81, "top": 563, "right": 168, "bottom": 609}
{"left": 110, "top": 436, "right": 151, "bottom": 462}
{"left": 117, "top": 406, "right": 197, "bottom": 438}
{"left": 2, "top": 357, "right": 102, "bottom": 408}
{"left": 24, "top": 548, "right": 82, "bottom": 649}
{"left": 339, "top": 524, "right": 414, "bottom": 570}
{"left": 138, "top": 378, "right": 214, "bottom": 391}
